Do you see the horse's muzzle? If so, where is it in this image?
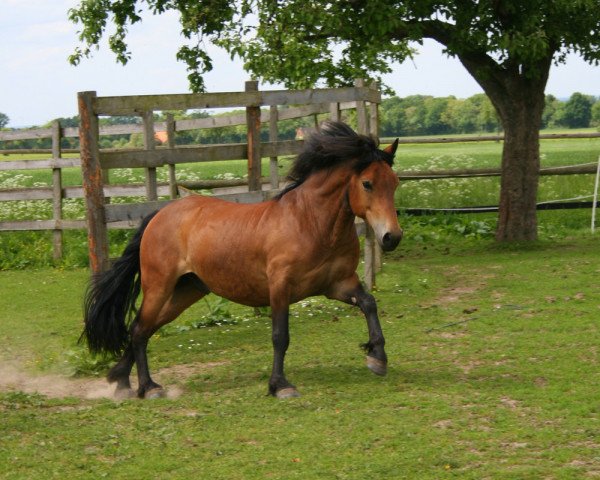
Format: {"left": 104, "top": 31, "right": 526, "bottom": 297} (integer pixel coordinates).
{"left": 381, "top": 230, "right": 402, "bottom": 252}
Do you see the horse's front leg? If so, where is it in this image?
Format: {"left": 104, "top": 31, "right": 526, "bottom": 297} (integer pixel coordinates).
{"left": 268, "top": 303, "right": 300, "bottom": 398}
{"left": 328, "top": 276, "right": 388, "bottom": 376}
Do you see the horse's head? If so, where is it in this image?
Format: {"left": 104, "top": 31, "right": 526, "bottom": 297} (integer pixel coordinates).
{"left": 349, "top": 140, "right": 402, "bottom": 252}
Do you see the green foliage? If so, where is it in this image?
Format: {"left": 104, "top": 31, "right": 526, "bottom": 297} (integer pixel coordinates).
{"left": 404, "top": 214, "right": 495, "bottom": 243}
{"left": 163, "top": 297, "right": 241, "bottom": 336}
{"left": 63, "top": 347, "right": 114, "bottom": 377}
{"left": 592, "top": 101, "right": 600, "bottom": 128}
{"left": 562, "top": 92, "right": 595, "bottom": 128}
{"left": 0, "top": 232, "right": 56, "bottom": 269}
{"left": 544, "top": 93, "right": 600, "bottom": 129}
{"left": 542, "top": 94, "right": 564, "bottom": 128}
{"left": 0, "top": 392, "right": 47, "bottom": 409}
{"left": 380, "top": 94, "right": 501, "bottom": 136}
{"left": 68, "top": 1, "right": 600, "bottom": 94}
{"left": 0, "top": 112, "right": 9, "bottom": 129}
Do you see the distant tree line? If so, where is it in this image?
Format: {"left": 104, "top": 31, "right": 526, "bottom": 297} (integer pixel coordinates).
{"left": 380, "top": 92, "right": 600, "bottom": 136}
{"left": 1, "top": 92, "right": 599, "bottom": 150}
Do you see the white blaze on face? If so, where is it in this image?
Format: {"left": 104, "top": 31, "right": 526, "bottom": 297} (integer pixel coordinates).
{"left": 365, "top": 211, "right": 402, "bottom": 252}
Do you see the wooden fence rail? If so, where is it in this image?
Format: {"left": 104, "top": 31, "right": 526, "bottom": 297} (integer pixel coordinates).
{"left": 0, "top": 100, "right": 362, "bottom": 144}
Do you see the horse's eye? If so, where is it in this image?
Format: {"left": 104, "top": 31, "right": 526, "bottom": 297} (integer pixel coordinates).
{"left": 362, "top": 180, "right": 373, "bottom": 191}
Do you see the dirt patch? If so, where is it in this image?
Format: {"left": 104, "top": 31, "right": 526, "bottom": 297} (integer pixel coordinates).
{"left": 0, "top": 364, "right": 114, "bottom": 400}
{"left": 0, "top": 361, "right": 228, "bottom": 400}
{"left": 436, "top": 285, "right": 480, "bottom": 305}
{"left": 499, "top": 396, "right": 521, "bottom": 410}
{"left": 430, "top": 271, "right": 495, "bottom": 307}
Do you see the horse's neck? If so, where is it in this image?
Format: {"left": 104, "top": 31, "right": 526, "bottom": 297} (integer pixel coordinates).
{"left": 289, "top": 169, "right": 356, "bottom": 241}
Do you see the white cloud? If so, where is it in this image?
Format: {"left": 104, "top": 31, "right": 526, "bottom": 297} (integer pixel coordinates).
{"left": 4, "top": 45, "right": 66, "bottom": 70}
{"left": 20, "top": 20, "right": 73, "bottom": 41}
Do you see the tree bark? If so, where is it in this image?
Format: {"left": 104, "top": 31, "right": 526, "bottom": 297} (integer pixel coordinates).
{"left": 496, "top": 82, "right": 544, "bottom": 242}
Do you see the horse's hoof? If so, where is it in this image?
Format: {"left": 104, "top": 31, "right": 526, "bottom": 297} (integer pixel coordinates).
{"left": 114, "top": 388, "right": 136, "bottom": 400}
{"left": 366, "top": 356, "right": 387, "bottom": 376}
{"left": 276, "top": 387, "right": 301, "bottom": 399}
{"left": 144, "top": 387, "right": 166, "bottom": 399}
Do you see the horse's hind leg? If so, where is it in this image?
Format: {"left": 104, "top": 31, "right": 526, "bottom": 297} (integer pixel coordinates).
{"left": 107, "top": 345, "right": 136, "bottom": 399}
{"left": 134, "top": 274, "right": 209, "bottom": 399}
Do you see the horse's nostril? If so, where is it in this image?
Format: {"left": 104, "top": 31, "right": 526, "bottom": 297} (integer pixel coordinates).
{"left": 381, "top": 231, "right": 401, "bottom": 251}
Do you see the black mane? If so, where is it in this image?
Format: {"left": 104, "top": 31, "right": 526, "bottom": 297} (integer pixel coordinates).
{"left": 276, "top": 121, "right": 394, "bottom": 198}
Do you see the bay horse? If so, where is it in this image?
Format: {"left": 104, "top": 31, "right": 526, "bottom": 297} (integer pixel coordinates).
{"left": 82, "top": 121, "right": 402, "bottom": 399}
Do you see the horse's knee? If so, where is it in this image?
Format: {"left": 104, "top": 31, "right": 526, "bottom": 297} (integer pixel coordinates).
{"left": 357, "top": 291, "right": 377, "bottom": 315}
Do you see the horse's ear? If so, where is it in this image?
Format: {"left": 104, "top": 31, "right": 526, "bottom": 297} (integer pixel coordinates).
{"left": 384, "top": 138, "right": 399, "bottom": 157}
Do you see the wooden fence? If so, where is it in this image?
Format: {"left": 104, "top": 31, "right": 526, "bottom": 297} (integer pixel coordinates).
{"left": 2, "top": 83, "right": 599, "bottom": 286}
{"left": 0, "top": 81, "right": 378, "bottom": 264}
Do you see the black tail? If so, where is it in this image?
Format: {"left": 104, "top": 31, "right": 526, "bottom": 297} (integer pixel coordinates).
{"left": 81, "top": 212, "right": 158, "bottom": 356}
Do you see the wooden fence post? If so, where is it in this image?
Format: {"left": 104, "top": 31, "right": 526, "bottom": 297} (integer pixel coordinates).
{"left": 269, "top": 105, "right": 279, "bottom": 190}
{"left": 369, "top": 82, "right": 383, "bottom": 274}
{"left": 142, "top": 111, "right": 158, "bottom": 201}
{"left": 369, "top": 87, "right": 379, "bottom": 139}
{"left": 355, "top": 79, "right": 369, "bottom": 136}
{"left": 166, "top": 113, "right": 178, "bottom": 199}
{"left": 78, "top": 91, "right": 109, "bottom": 273}
{"left": 329, "top": 102, "right": 341, "bottom": 122}
{"left": 51, "top": 120, "right": 63, "bottom": 261}
{"left": 246, "top": 80, "right": 262, "bottom": 191}
{"left": 355, "top": 79, "right": 376, "bottom": 290}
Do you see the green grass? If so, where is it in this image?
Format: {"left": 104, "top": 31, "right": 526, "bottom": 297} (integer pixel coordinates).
{"left": 1, "top": 131, "right": 599, "bottom": 478}
{"left": 1, "top": 235, "right": 599, "bottom": 478}
{"left": 392, "top": 134, "right": 600, "bottom": 210}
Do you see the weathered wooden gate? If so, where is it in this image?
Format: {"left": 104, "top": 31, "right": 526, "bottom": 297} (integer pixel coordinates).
{"left": 78, "top": 79, "right": 383, "bottom": 288}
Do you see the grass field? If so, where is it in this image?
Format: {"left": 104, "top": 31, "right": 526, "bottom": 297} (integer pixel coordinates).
{"left": 1, "top": 132, "right": 600, "bottom": 478}
{"left": 0, "top": 235, "right": 599, "bottom": 479}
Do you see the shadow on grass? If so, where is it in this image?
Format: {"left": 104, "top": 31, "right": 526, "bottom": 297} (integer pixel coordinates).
{"left": 178, "top": 359, "right": 490, "bottom": 397}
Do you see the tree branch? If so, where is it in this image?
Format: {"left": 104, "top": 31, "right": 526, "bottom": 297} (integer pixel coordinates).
{"left": 391, "top": 18, "right": 510, "bottom": 101}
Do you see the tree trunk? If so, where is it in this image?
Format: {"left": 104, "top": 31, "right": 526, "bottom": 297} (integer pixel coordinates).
{"left": 495, "top": 91, "right": 545, "bottom": 241}
{"left": 423, "top": 26, "right": 553, "bottom": 242}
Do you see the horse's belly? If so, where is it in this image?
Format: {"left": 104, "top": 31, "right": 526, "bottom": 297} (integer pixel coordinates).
{"left": 193, "top": 250, "right": 355, "bottom": 308}
{"left": 191, "top": 250, "right": 271, "bottom": 307}
{"left": 208, "top": 281, "right": 271, "bottom": 308}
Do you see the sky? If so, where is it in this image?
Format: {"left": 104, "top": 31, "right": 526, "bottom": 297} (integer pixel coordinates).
{"left": 1, "top": 0, "right": 599, "bottom": 128}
